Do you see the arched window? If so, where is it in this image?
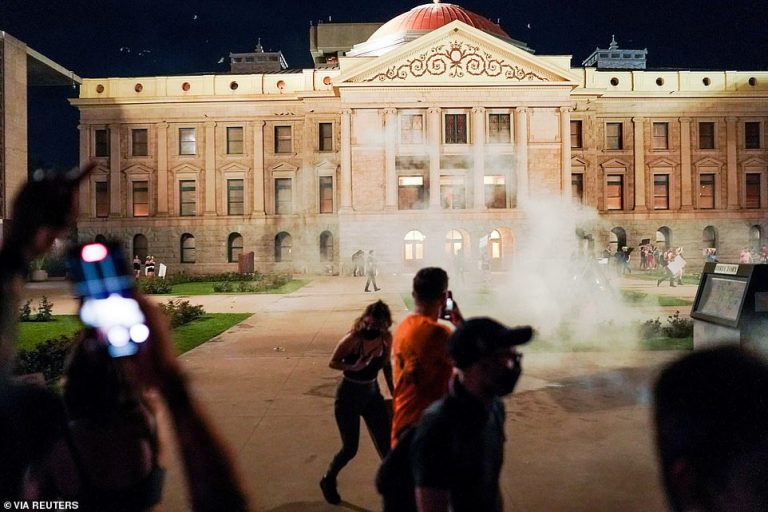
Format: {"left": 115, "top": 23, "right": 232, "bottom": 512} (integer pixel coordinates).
{"left": 95, "top": 234, "right": 107, "bottom": 244}
{"left": 489, "top": 230, "right": 502, "bottom": 260}
{"left": 275, "top": 232, "right": 292, "bottom": 262}
{"left": 228, "top": 233, "right": 243, "bottom": 263}
{"left": 609, "top": 227, "right": 627, "bottom": 253}
{"left": 445, "top": 229, "right": 463, "bottom": 256}
{"left": 656, "top": 227, "right": 672, "bottom": 250}
{"left": 404, "top": 230, "right": 425, "bottom": 261}
{"left": 133, "top": 234, "right": 148, "bottom": 260}
{"left": 702, "top": 226, "right": 717, "bottom": 249}
{"left": 320, "top": 231, "right": 333, "bottom": 262}
{"left": 181, "top": 233, "right": 196, "bottom": 263}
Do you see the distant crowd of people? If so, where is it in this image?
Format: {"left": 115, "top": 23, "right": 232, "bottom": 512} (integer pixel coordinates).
{"left": 1, "top": 162, "right": 767, "bottom": 511}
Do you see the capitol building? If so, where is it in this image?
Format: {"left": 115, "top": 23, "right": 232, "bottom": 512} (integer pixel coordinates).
{"left": 71, "top": 1, "right": 768, "bottom": 274}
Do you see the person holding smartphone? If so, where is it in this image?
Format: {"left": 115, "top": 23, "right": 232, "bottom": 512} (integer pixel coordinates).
{"left": 390, "top": 267, "right": 463, "bottom": 447}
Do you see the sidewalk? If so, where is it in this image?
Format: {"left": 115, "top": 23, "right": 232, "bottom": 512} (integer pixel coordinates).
{"left": 155, "top": 275, "right": 672, "bottom": 512}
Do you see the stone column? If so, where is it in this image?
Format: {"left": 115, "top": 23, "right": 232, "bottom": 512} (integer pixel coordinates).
{"left": 108, "top": 124, "right": 121, "bottom": 217}
{"left": 560, "top": 107, "right": 572, "bottom": 200}
{"left": 632, "top": 117, "right": 646, "bottom": 211}
{"left": 679, "top": 118, "right": 693, "bottom": 210}
{"left": 472, "top": 107, "right": 486, "bottom": 209}
{"left": 204, "top": 121, "right": 217, "bottom": 215}
{"left": 384, "top": 108, "right": 398, "bottom": 211}
{"left": 514, "top": 108, "right": 528, "bottom": 204}
{"left": 340, "top": 109, "right": 352, "bottom": 212}
{"left": 726, "top": 117, "right": 739, "bottom": 208}
{"left": 156, "top": 122, "right": 169, "bottom": 215}
{"left": 252, "top": 120, "right": 266, "bottom": 215}
{"left": 77, "top": 125, "right": 89, "bottom": 218}
{"left": 428, "top": 107, "right": 442, "bottom": 209}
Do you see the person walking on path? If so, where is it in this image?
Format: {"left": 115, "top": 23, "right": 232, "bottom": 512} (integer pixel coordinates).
{"left": 411, "top": 318, "right": 532, "bottom": 512}
{"left": 320, "top": 300, "right": 395, "bottom": 505}
{"left": 391, "top": 267, "right": 463, "bottom": 446}
{"left": 364, "top": 250, "right": 380, "bottom": 292}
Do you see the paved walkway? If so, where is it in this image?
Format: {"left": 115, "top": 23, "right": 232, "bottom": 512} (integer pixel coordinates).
{"left": 24, "top": 274, "right": 696, "bottom": 511}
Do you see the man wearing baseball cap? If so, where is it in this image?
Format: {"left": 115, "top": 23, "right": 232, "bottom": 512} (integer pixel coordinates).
{"left": 410, "top": 318, "right": 533, "bottom": 512}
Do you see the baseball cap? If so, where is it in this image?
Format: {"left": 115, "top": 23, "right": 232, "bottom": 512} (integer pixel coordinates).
{"left": 449, "top": 317, "right": 533, "bottom": 369}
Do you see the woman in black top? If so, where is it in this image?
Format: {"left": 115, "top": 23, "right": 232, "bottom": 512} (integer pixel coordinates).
{"left": 320, "top": 300, "right": 395, "bottom": 505}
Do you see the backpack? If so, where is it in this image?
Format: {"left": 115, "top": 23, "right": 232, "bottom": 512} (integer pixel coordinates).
{"left": 375, "top": 426, "right": 418, "bottom": 512}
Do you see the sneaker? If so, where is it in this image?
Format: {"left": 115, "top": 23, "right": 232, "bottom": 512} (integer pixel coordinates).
{"left": 374, "top": 287, "right": 381, "bottom": 291}
{"left": 320, "top": 474, "right": 341, "bottom": 505}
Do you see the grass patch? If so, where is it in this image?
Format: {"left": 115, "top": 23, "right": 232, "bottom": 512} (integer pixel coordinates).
{"left": 641, "top": 336, "right": 693, "bottom": 351}
{"left": 17, "top": 316, "right": 82, "bottom": 352}
{"left": 17, "top": 313, "right": 251, "bottom": 355}
{"left": 619, "top": 290, "right": 693, "bottom": 307}
{"left": 171, "top": 279, "right": 308, "bottom": 295}
{"left": 624, "top": 272, "right": 701, "bottom": 286}
{"left": 172, "top": 313, "right": 251, "bottom": 353}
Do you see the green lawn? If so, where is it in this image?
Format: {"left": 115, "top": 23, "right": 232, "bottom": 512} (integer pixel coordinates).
{"left": 624, "top": 272, "right": 702, "bottom": 286}
{"left": 171, "top": 279, "right": 308, "bottom": 296}
{"left": 17, "top": 313, "right": 250, "bottom": 354}
{"left": 619, "top": 290, "right": 693, "bottom": 307}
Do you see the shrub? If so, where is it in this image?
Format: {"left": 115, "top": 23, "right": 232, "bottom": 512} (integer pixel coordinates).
{"left": 139, "top": 279, "right": 173, "bottom": 294}
{"left": 159, "top": 299, "right": 205, "bottom": 327}
{"left": 170, "top": 272, "right": 262, "bottom": 284}
{"left": 35, "top": 296, "right": 55, "bottom": 322}
{"left": 212, "top": 282, "right": 234, "bottom": 293}
{"left": 15, "top": 335, "right": 74, "bottom": 383}
{"left": 662, "top": 311, "right": 693, "bottom": 338}
{"left": 19, "top": 300, "right": 32, "bottom": 322}
{"left": 640, "top": 317, "right": 662, "bottom": 339}
{"left": 237, "top": 281, "right": 254, "bottom": 292}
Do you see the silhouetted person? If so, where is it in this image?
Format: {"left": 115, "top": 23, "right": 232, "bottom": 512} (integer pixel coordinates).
{"left": 364, "top": 250, "right": 380, "bottom": 292}
{"left": 320, "top": 300, "right": 395, "bottom": 505}
{"left": 654, "top": 345, "right": 768, "bottom": 512}
{"left": 411, "top": 318, "right": 532, "bottom": 512}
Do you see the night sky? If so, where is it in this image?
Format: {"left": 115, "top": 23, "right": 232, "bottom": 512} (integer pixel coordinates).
{"left": 2, "top": 0, "right": 767, "bottom": 169}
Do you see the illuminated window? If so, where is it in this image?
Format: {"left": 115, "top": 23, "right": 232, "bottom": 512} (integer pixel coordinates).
{"left": 227, "top": 127, "right": 244, "bottom": 154}
{"left": 484, "top": 175, "right": 506, "bottom": 209}
{"left": 398, "top": 176, "right": 426, "bottom": 210}
{"left": 440, "top": 175, "right": 465, "bottom": 209}
{"left": 445, "top": 229, "right": 463, "bottom": 256}
{"left": 489, "top": 230, "right": 502, "bottom": 260}
{"left": 652, "top": 122, "right": 669, "bottom": 150}
{"left": 179, "top": 128, "right": 196, "bottom": 155}
{"left": 488, "top": 114, "right": 511, "bottom": 143}
{"left": 319, "top": 176, "right": 333, "bottom": 213}
{"left": 606, "top": 123, "right": 623, "bottom": 150}
{"left": 444, "top": 114, "right": 467, "bottom": 144}
{"left": 606, "top": 174, "right": 624, "bottom": 210}
{"left": 132, "top": 181, "right": 149, "bottom": 217}
{"left": 404, "top": 230, "right": 426, "bottom": 261}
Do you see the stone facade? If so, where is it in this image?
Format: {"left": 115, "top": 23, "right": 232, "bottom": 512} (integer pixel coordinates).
{"left": 72, "top": 20, "right": 768, "bottom": 275}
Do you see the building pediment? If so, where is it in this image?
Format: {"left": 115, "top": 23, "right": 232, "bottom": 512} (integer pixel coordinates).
{"left": 122, "top": 163, "right": 153, "bottom": 176}
{"left": 741, "top": 156, "right": 767, "bottom": 168}
{"left": 600, "top": 158, "right": 630, "bottom": 169}
{"left": 647, "top": 157, "right": 677, "bottom": 168}
{"left": 314, "top": 159, "right": 338, "bottom": 172}
{"left": 171, "top": 163, "right": 202, "bottom": 174}
{"left": 337, "top": 21, "right": 576, "bottom": 86}
{"left": 694, "top": 157, "right": 724, "bottom": 168}
{"left": 92, "top": 164, "right": 109, "bottom": 176}
{"left": 220, "top": 162, "right": 250, "bottom": 173}
{"left": 271, "top": 162, "right": 299, "bottom": 172}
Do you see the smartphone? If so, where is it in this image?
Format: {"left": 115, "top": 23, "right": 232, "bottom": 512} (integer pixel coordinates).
{"left": 68, "top": 242, "right": 148, "bottom": 357}
{"left": 442, "top": 290, "right": 454, "bottom": 320}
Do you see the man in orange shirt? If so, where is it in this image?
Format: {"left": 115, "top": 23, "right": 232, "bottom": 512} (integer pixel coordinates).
{"left": 391, "top": 267, "right": 463, "bottom": 445}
